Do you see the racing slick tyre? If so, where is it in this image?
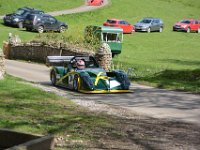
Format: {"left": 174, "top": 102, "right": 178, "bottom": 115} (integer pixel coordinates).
{"left": 73, "top": 75, "right": 79, "bottom": 91}
{"left": 113, "top": 70, "right": 130, "bottom": 90}
{"left": 50, "top": 71, "right": 57, "bottom": 86}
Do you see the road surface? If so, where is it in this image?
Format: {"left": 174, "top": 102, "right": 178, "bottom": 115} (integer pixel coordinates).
{"left": 5, "top": 59, "right": 200, "bottom": 124}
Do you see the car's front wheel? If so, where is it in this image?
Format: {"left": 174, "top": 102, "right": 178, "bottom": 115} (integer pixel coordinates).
{"left": 147, "top": 27, "right": 151, "bottom": 33}
{"left": 187, "top": 27, "right": 191, "bottom": 33}
{"left": 59, "top": 26, "right": 66, "bottom": 33}
{"left": 37, "top": 26, "right": 44, "bottom": 33}
{"left": 18, "top": 22, "right": 23, "bottom": 28}
{"left": 159, "top": 27, "right": 163, "bottom": 32}
{"left": 50, "top": 71, "right": 57, "bottom": 86}
{"left": 73, "top": 75, "right": 79, "bottom": 91}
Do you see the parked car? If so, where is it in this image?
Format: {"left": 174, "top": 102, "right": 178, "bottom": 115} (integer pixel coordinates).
{"left": 3, "top": 7, "right": 44, "bottom": 28}
{"left": 134, "top": 17, "right": 164, "bottom": 33}
{"left": 87, "top": 0, "right": 104, "bottom": 6}
{"left": 47, "top": 55, "right": 130, "bottom": 93}
{"left": 103, "top": 18, "right": 134, "bottom": 34}
{"left": 173, "top": 19, "right": 200, "bottom": 33}
{"left": 23, "top": 14, "right": 68, "bottom": 33}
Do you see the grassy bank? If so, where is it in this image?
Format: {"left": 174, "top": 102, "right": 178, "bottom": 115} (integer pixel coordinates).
{"left": 0, "top": 0, "right": 84, "bottom": 15}
{"left": 0, "top": 75, "right": 115, "bottom": 148}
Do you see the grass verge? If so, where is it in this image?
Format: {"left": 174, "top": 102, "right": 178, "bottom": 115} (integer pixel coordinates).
{"left": 0, "top": 75, "right": 114, "bottom": 140}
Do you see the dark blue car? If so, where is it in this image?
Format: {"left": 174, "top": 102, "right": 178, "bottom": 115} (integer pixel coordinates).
{"left": 3, "top": 7, "right": 44, "bottom": 28}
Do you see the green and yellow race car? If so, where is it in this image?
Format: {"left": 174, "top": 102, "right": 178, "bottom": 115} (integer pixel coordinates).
{"left": 47, "top": 55, "right": 130, "bottom": 93}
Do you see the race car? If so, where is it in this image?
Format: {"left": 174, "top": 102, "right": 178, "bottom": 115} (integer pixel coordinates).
{"left": 46, "top": 55, "right": 130, "bottom": 93}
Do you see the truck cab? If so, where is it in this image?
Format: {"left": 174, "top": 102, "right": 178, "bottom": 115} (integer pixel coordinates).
{"left": 84, "top": 25, "right": 123, "bottom": 56}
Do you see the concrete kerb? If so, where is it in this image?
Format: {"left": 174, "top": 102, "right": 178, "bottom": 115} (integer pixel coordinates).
{"left": 0, "top": 129, "right": 55, "bottom": 150}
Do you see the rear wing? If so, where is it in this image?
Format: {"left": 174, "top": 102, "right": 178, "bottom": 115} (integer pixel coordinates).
{"left": 46, "top": 56, "right": 74, "bottom": 66}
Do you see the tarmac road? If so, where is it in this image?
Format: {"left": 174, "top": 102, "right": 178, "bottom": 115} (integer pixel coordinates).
{"left": 5, "top": 59, "right": 200, "bottom": 124}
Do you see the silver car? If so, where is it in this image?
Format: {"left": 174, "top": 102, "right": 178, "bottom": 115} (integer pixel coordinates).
{"left": 134, "top": 18, "right": 164, "bottom": 33}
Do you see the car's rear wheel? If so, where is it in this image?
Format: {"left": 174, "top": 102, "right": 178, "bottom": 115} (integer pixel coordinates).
{"left": 159, "top": 27, "right": 163, "bottom": 32}
{"left": 197, "top": 28, "right": 200, "bottom": 33}
{"left": 147, "top": 27, "right": 151, "bottom": 33}
{"left": 187, "top": 27, "right": 191, "bottom": 33}
{"left": 18, "top": 22, "right": 23, "bottom": 28}
{"left": 59, "top": 26, "right": 66, "bottom": 33}
{"left": 73, "top": 75, "right": 79, "bottom": 91}
{"left": 26, "top": 28, "right": 31, "bottom": 31}
{"left": 50, "top": 71, "right": 57, "bottom": 86}
{"left": 37, "top": 26, "right": 44, "bottom": 33}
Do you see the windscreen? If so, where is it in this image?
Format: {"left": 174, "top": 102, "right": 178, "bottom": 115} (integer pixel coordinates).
{"left": 180, "top": 20, "right": 190, "bottom": 24}
{"left": 107, "top": 20, "right": 117, "bottom": 24}
{"left": 102, "top": 33, "right": 122, "bottom": 42}
{"left": 139, "top": 19, "right": 152, "bottom": 24}
{"left": 15, "top": 9, "right": 26, "bottom": 16}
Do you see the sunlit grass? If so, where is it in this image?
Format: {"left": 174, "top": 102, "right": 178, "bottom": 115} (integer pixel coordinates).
{"left": 0, "top": 0, "right": 84, "bottom": 15}
{"left": 0, "top": 75, "right": 115, "bottom": 138}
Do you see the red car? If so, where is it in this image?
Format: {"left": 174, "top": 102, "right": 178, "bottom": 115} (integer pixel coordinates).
{"left": 173, "top": 19, "right": 200, "bottom": 33}
{"left": 103, "top": 18, "right": 134, "bottom": 34}
{"left": 87, "top": 0, "right": 104, "bottom": 6}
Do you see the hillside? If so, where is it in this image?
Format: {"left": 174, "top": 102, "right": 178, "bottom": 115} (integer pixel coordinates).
{"left": 57, "top": 0, "right": 200, "bottom": 92}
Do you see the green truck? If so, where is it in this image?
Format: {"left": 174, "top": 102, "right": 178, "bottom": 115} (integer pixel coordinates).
{"left": 84, "top": 26, "right": 123, "bottom": 56}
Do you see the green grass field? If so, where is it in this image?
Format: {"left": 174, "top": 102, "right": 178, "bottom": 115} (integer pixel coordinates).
{"left": 0, "top": 75, "right": 115, "bottom": 140}
{"left": 0, "top": 0, "right": 200, "bottom": 92}
{"left": 0, "top": 0, "right": 84, "bottom": 15}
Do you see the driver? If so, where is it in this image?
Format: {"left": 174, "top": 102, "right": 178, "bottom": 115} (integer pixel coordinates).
{"left": 76, "top": 59, "right": 86, "bottom": 69}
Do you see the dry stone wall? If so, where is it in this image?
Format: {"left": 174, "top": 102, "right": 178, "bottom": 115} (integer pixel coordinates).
{"left": 4, "top": 42, "right": 95, "bottom": 63}
{"left": 3, "top": 42, "right": 112, "bottom": 71}
{"left": 0, "top": 49, "right": 5, "bottom": 80}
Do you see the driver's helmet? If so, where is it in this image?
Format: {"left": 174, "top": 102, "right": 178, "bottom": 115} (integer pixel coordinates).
{"left": 76, "top": 59, "right": 85, "bottom": 69}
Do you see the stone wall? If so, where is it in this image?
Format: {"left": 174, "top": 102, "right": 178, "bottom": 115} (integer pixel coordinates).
{"left": 4, "top": 42, "right": 95, "bottom": 63}
{"left": 3, "top": 42, "right": 112, "bottom": 71}
{"left": 0, "top": 49, "right": 5, "bottom": 80}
